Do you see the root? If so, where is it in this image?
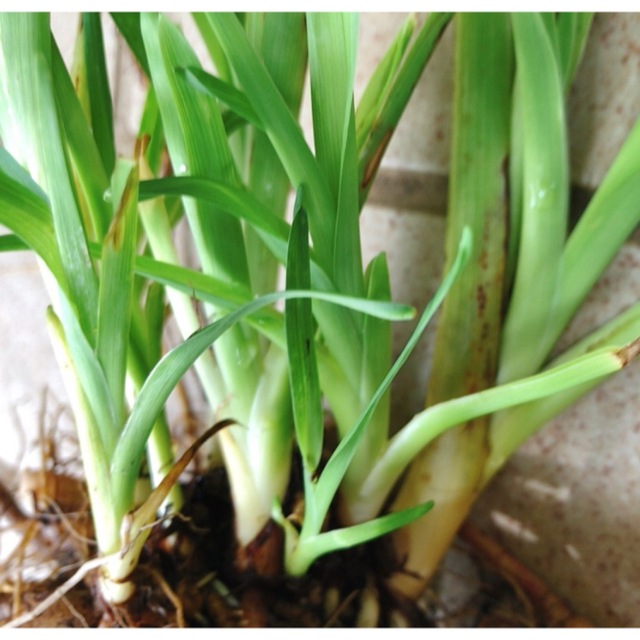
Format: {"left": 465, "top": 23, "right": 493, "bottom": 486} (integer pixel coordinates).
{"left": 324, "top": 589, "right": 359, "bottom": 627}
{"left": 60, "top": 594, "right": 89, "bottom": 628}
{"left": 138, "top": 565, "right": 185, "bottom": 628}
{"left": 459, "top": 522, "right": 593, "bottom": 627}
{"left": 0, "top": 480, "right": 28, "bottom": 526}
{"left": 2, "top": 553, "right": 116, "bottom": 628}
{"left": 11, "top": 521, "right": 38, "bottom": 619}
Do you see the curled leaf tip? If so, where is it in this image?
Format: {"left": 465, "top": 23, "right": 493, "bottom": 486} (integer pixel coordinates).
{"left": 615, "top": 337, "right": 640, "bottom": 368}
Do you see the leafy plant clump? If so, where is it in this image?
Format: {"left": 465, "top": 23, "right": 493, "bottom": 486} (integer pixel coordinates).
{"left": 1, "top": 11, "right": 640, "bottom": 627}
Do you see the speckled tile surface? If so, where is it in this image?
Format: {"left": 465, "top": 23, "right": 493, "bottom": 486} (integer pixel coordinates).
{"left": 568, "top": 13, "right": 640, "bottom": 188}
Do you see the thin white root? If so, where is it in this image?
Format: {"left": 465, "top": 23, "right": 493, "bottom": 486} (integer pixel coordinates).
{"left": 2, "top": 552, "right": 118, "bottom": 629}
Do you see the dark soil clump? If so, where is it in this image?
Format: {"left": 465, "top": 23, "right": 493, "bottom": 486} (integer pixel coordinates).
{"left": 0, "top": 467, "right": 586, "bottom": 628}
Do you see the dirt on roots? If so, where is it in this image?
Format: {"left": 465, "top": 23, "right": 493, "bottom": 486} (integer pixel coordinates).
{"left": 0, "top": 464, "right": 592, "bottom": 629}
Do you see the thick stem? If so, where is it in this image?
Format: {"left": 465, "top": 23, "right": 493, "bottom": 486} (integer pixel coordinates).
{"left": 384, "top": 12, "right": 511, "bottom": 598}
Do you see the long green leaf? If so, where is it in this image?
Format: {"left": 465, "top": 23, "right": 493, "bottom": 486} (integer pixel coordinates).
{"left": 0, "top": 150, "right": 65, "bottom": 282}
{"left": 179, "top": 67, "right": 264, "bottom": 130}
{"left": 206, "top": 12, "right": 336, "bottom": 276}
{"left": 355, "top": 14, "right": 415, "bottom": 152}
{"left": 312, "top": 228, "right": 472, "bottom": 529}
{"left": 142, "top": 13, "right": 250, "bottom": 288}
{"left": 358, "top": 254, "right": 393, "bottom": 453}
{"left": 139, "top": 176, "right": 366, "bottom": 386}
{"left": 547, "top": 117, "right": 640, "bottom": 357}
{"left": 486, "top": 301, "right": 640, "bottom": 483}
{"left": 142, "top": 11, "right": 260, "bottom": 422}
{"left": 191, "top": 12, "right": 232, "bottom": 82}
{"left": 286, "top": 199, "right": 323, "bottom": 474}
{"left": 110, "top": 13, "right": 150, "bottom": 76}
{"left": 110, "top": 287, "right": 416, "bottom": 520}
{"left": 206, "top": 14, "right": 369, "bottom": 391}
{"left": 358, "top": 13, "right": 452, "bottom": 205}
{"left": 556, "top": 12, "right": 593, "bottom": 90}
{"left": 0, "top": 234, "right": 28, "bottom": 252}
{"left": 308, "top": 13, "right": 364, "bottom": 300}
{"left": 139, "top": 177, "right": 290, "bottom": 259}
{"left": 46, "top": 307, "right": 120, "bottom": 556}
{"left": 427, "top": 12, "right": 511, "bottom": 408}
{"left": 82, "top": 13, "right": 116, "bottom": 176}
{"left": 499, "top": 12, "right": 568, "bottom": 383}
{"left": 0, "top": 13, "right": 99, "bottom": 343}
{"left": 245, "top": 13, "right": 307, "bottom": 296}
{"left": 359, "top": 339, "right": 640, "bottom": 520}
{"left": 279, "top": 500, "right": 433, "bottom": 576}
{"left": 307, "top": 12, "right": 357, "bottom": 205}
{"left": 96, "top": 162, "right": 139, "bottom": 428}
{"left": 52, "top": 40, "right": 112, "bottom": 242}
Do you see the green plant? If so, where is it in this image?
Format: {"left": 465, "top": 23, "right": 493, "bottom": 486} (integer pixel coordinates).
{"left": 1, "top": 11, "right": 639, "bottom": 623}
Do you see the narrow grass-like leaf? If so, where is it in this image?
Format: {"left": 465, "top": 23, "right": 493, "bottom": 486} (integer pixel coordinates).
{"left": 130, "top": 252, "right": 414, "bottom": 343}
{"left": 307, "top": 12, "right": 358, "bottom": 205}
{"left": 142, "top": 13, "right": 250, "bottom": 288}
{"left": 137, "top": 87, "right": 166, "bottom": 176}
{"left": 140, "top": 176, "right": 290, "bottom": 259}
{"left": 544, "top": 117, "right": 640, "bottom": 357}
{"left": 339, "top": 253, "right": 392, "bottom": 494}
{"left": 136, "top": 149, "right": 230, "bottom": 420}
{"left": 110, "top": 13, "right": 150, "bottom": 76}
{"left": 359, "top": 253, "right": 392, "bottom": 447}
{"left": 358, "top": 13, "right": 452, "bottom": 205}
{"left": 308, "top": 13, "right": 364, "bottom": 300}
{"left": 285, "top": 501, "right": 434, "bottom": 576}
{"left": 312, "top": 228, "right": 472, "bottom": 528}
{"left": 191, "top": 12, "right": 232, "bottom": 82}
{"left": 178, "top": 67, "right": 264, "bottom": 130}
{"left": 359, "top": 339, "right": 640, "bottom": 521}
{"left": 0, "top": 235, "right": 28, "bottom": 252}
{"left": 143, "top": 12, "right": 260, "bottom": 423}
{"left": 206, "top": 13, "right": 367, "bottom": 390}
{"left": 244, "top": 344, "right": 294, "bottom": 521}
{"left": 486, "top": 300, "right": 640, "bottom": 483}
{"left": 46, "top": 307, "right": 120, "bottom": 556}
{"left": 286, "top": 200, "right": 323, "bottom": 474}
{"left": 0, "top": 151, "right": 65, "bottom": 282}
{"left": 110, "top": 287, "right": 416, "bottom": 519}
{"left": 428, "top": 12, "right": 511, "bottom": 408}
{"left": 356, "top": 14, "right": 415, "bottom": 152}
{"left": 499, "top": 13, "right": 568, "bottom": 383}
{"left": 556, "top": 13, "right": 593, "bottom": 90}
{"left": 382, "top": 13, "right": 512, "bottom": 583}
{"left": 57, "top": 292, "right": 119, "bottom": 457}
{"left": 139, "top": 177, "right": 359, "bottom": 329}
{"left": 96, "top": 162, "right": 139, "bottom": 428}
{"left": 0, "top": 14, "right": 99, "bottom": 343}
{"left": 142, "top": 282, "right": 166, "bottom": 368}
{"left": 506, "top": 79, "right": 524, "bottom": 290}
{"left": 82, "top": 13, "right": 116, "bottom": 176}
{"left": 51, "top": 41, "right": 112, "bottom": 242}
{"left": 206, "top": 12, "right": 336, "bottom": 276}
{"left": 245, "top": 12, "right": 307, "bottom": 296}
